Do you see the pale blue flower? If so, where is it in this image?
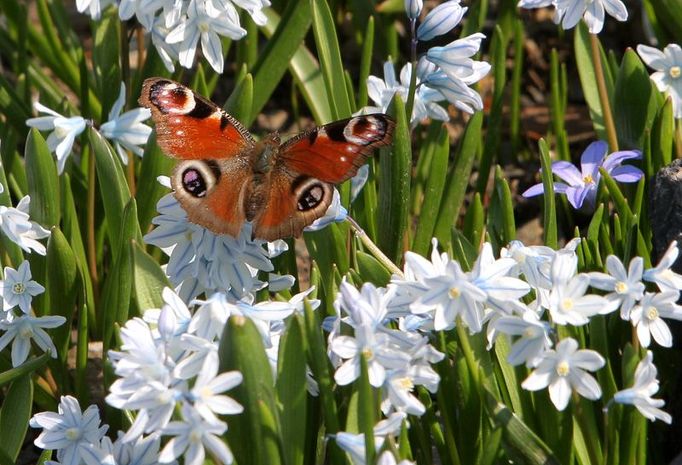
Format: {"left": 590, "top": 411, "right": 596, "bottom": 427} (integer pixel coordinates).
{"left": 613, "top": 351, "right": 672, "bottom": 424}
{"left": 518, "top": 0, "right": 628, "bottom": 34}
{"left": 522, "top": 140, "right": 643, "bottom": 210}
{"left": 304, "top": 189, "right": 347, "bottom": 232}
{"left": 0, "top": 313, "right": 65, "bottom": 366}
{"left": 158, "top": 404, "right": 234, "bottom": 465}
{"left": 630, "top": 292, "right": 682, "bottom": 348}
{"left": 26, "top": 102, "right": 87, "bottom": 174}
{"left": 588, "top": 255, "right": 645, "bottom": 320}
{"left": 0, "top": 261, "right": 45, "bottom": 314}
{"left": 76, "top": 0, "right": 114, "bottom": 19}
{"left": 637, "top": 43, "right": 682, "bottom": 119}
{"left": 404, "top": 0, "right": 423, "bottom": 19}
{"left": 0, "top": 196, "right": 51, "bottom": 255}
{"left": 335, "top": 412, "right": 406, "bottom": 465}
{"left": 416, "top": 0, "right": 466, "bottom": 40}
{"left": 522, "top": 338, "right": 604, "bottom": 411}
{"left": 31, "top": 396, "right": 109, "bottom": 465}
{"left": 166, "top": 0, "right": 246, "bottom": 73}
{"left": 643, "top": 240, "right": 682, "bottom": 293}
{"left": 99, "top": 82, "right": 152, "bottom": 164}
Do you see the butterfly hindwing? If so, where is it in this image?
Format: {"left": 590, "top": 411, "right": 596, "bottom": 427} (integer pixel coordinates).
{"left": 139, "top": 78, "right": 254, "bottom": 160}
{"left": 279, "top": 114, "right": 395, "bottom": 184}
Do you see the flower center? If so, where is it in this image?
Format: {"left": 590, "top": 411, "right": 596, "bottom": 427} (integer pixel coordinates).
{"left": 670, "top": 66, "right": 681, "bottom": 79}
{"left": 189, "top": 429, "right": 203, "bottom": 443}
{"left": 614, "top": 281, "right": 628, "bottom": 294}
{"left": 583, "top": 174, "right": 594, "bottom": 185}
{"left": 53, "top": 124, "right": 71, "bottom": 138}
{"left": 560, "top": 298, "right": 574, "bottom": 312}
{"left": 448, "top": 287, "right": 461, "bottom": 299}
{"left": 556, "top": 361, "right": 570, "bottom": 377}
{"left": 65, "top": 427, "right": 81, "bottom": 441}
{"left": 397, "top": 377, "right": 414, "bottom": 390}
{"left": 12, "top": 282, "right": 26, "bottom": 294}
{"left": 362, "top": 348, "right": 374, "bottom": 360}
{"left": 523, "top": 327, "right": 536, "bottom": 338}
{"left": 199, "top": 21, "right": 210, "bottom": 33}
{"left": 18, "top": 323, "right": 33, "bottom": 338}
{"left": 157, "top": 390, "right": 173, "bottom": 404}
{"left": 646, "top": 306, "right": 659, "bottom": 320}
{"left": 199, "top": 386, "right": 213, "bottom": 399}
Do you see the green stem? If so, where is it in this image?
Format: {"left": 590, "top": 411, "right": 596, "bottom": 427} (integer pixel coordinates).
{"left": 87, "top": 147, "right": 100, "bottom": 307}
{"left": 676, "top": 120, "right": 682, "bottom": 159}
{"left": 347, "top": 215, "right": 403, "bottom": 276}
{"left": 589, "top": 33, "right": 618, "bottom": 152}
{"left": 404, "top": 18, "right": 418, "bottom": 126}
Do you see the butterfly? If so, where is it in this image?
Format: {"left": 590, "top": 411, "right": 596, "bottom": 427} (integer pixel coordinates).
{"left": 139, "top": 78, "right": 395, "bottom": 241}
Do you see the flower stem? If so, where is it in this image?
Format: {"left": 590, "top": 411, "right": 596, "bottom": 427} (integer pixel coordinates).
{"left": 676, "top": 120, "right": 682, "bottom": 159}
{"left": 87, "top": 147, "right": 100, "bottom": 305}
{"left": 404, "top": 18, "right": 418, "bottom": 125}
{"left": 346, "top": 215, "right": 403, "bottom": 276}
{"left": 589, "top": 33, "right": 619, "bottom": 152}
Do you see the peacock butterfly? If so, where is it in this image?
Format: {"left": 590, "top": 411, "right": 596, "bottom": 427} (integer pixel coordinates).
{"left": 139, "top": 77, "right": 395, "bottom": 241}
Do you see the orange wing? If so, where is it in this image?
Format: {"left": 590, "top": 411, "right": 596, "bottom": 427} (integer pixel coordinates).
{"left": 278, "top": 114, "right": 395, "bottom": 183}
{"left": 139, "top": 78, "right": 254, "bottom": 160}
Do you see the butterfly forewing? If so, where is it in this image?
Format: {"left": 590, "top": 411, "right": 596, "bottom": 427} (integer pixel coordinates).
{"left": 139, "top": 78, "right": 254, "bottom": 160}
{"left": 279, "top": 115, "right": 395, "bottom": 184}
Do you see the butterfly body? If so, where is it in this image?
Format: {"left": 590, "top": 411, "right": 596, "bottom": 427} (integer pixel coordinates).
{"left": 140, "top": 78, "right": 394, "bottom": 241}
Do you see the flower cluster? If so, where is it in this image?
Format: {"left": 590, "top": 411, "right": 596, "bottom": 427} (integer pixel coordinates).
{"left": 31, "top": 283, "right": 316, "bottom": 465}
{"left": 522, "top": 140, "right": 643, "bottom": 210}
{"left": 26, "top": 82, "right": 152, "bottom": 173}
{"left": 329, "top": 237, "right": 679, "bottom": 420}
{"left": 517, "top": 0, "right": 628, "bottom": 34}
{"left": 76, "top": 0, "right": 269, "bottom": 74}
{"left": 0, "top": 261, "right": 65, "bottom": 367}
{"left": 366, "top": 0, "right": 490, "bottom": 126}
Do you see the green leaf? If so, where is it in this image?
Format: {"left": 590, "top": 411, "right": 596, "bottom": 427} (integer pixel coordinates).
{"left": 276, "top": 315, "right": 307, "bottom": 465}
{"left": 220, "top": 315, "right": 282, "bottom": 465}
{"left": 25, "top": 128, "right": 60, "bottom": 228}
{"left": 310, "top": 0, "right": 352, "bottom": 119}
{"left": 574, "top": 22, "right": 610, "bottom": 141}
{"left": 539, "top": 139, "right": 557, "bottom": 249}
{"left": 614, "top": 49, "right": 661, "bottom": 148}
{"left": 92, "top": 11, "right": 121, "bottom": 118}
{"left": 378, "top": 95, "right": 411, "bottom": 264}
{"left": 90, "top": 127, "right": 132, "bottom": 254}
{"left": 46, "top": 227, "right": 80, "bottom": 362}
{"left": 136, "top": 133, "right": 174, "bottom": 233}
{"left": 412, "top": 126, "right": 449, "bottom": 256}
{"left": 0, "top": 352, "right": 50, "bottom": 387}
{"left": 434, "top": 112, "right": 482, "bottom": 247}
{"left": 484, "top": 390, "right": 560, "bottom": 465}
{"left": 358, "top": 355, "right": 377, "bottom": 465}
{"left": 101, "top": 199, "right": 140, "bottom": 351}
{"left": 252, "top": 0, "right": 312, "bottom": 124}
{"left": 488, "top": 166, "right": 516, "bottom": 246}
{"left": 356, "top": 251, "right": 392, "bottom": 287}
{"left": 651, "top": 97, "right": 674, "bottom": 171}
{"left": 132, "top": 241, "right": 171, "bottom": 311}
{"left": 0, "top": 375, "right": 32, "bottom": 461}
{"left": 224, "top": 71, "right": 254, "bottom": 124}
{"left": 356, "top": 17, "right": 374, "bottom": 109}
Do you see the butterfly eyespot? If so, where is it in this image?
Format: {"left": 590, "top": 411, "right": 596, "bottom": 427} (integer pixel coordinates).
{"left": 297, "top": 184, "right": 325, "bottom": 211}
{"left": 182, "top": 168, "right": 208, "bottom": 197}
{"left": 176, "top": 160, "right": 220, "bottom": 199}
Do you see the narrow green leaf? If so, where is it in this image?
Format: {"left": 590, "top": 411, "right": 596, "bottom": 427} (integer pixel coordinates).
{"left": 484, "top": 391, "right": 561, "bottom": 465}
{"left": 614, "top": 49, "right": 661, "bottom": 148}
{"left": 310, "top": 0, "right": 352, "bottom": 119}
{"left": 434, "top": 112, "right": 483, "bottom": 247}
{"left": 251, "top": 0, "right": 312, "bottom": 123}
{"left": 90, "top": 127, "right": 132, "bottom": 254}
{"left": 0, "top": 352, "right": 50, "bottom": 387}
{"left": 135, "top": 133, "right": 175, "bottom": 233}
{"left": 489, "top": 166, "right": 516, "bottom": 245}
{"left": 651, "top": 97, "right": 674, "bottom": 170}
{"left": 46, "top": 228, "right": 80, "bottom": 361}
{"left": 539, "top": 139, "right": 558, "bottom": 249}
{"left": 276, "top": 315, "right": 307, "bottom": 465}
{"left": 0, "top": 375, "right": 32, "bottom": 461}
{"left": 574, "top": 22, "right": 608, "bottom": 140}
{"left": 356, "top": 17, "right": 374, "bottom": 109}
{"left": 462, "top": 193, "right": 485, "bottom": 247}
{"left": 412, "top": 127, "right": 449, "bottom": 256}
{"left": 378, "top": 95, "right": 411, "bottom": 264}
{"left": 224, "top": 72, "right": 254, "bottom": 124}
{"left": 359, "top": 355, "right": 377, "bottom": 465}
{"left": 356, "top": 251, "right": 392, "bottom": 287}
{"left": 219, "top": 315, "right": 282, "bottom": 465}
{"left": 25, "top": 128, "right": 60, "bottom": 228}
{"left": 92, "top": 11, "right": 121, "bottom": 117}
{"left": 132, "top": 241, "right": 171, "bottom": 311}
